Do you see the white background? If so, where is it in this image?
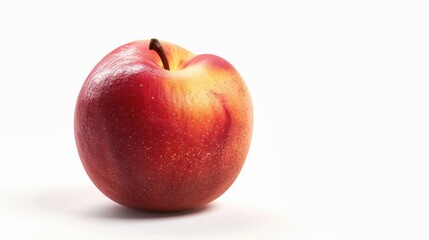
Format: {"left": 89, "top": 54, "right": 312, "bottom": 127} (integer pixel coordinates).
{"left": 1, "top": 0, "right": 428, "bottom": 239}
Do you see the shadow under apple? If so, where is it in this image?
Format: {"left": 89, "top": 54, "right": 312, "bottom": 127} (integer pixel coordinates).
{"left": 84, "top": 201, "right": 215, "bottom": 219}
{"left": 29, "top": 185, "right": 291, "bottom": 237}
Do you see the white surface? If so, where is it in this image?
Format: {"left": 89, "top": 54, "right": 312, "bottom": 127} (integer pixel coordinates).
{"left": 1, "top": 0, "right": 428, "bottom": 239}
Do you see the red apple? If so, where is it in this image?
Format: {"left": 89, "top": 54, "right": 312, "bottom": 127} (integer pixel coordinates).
{"left": 74, "top": 39, "right": 253, "bottom": 211}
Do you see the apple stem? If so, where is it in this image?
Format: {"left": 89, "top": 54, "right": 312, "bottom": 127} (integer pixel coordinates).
{"left": 149, "top": 38, "right": 170, "bottom": 70}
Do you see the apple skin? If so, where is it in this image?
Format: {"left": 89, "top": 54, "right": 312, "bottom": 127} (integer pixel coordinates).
{"left": 74, "top": 39, "right": 253, "bottom": 211}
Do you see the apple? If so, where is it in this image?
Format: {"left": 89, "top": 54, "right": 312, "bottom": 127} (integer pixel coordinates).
{"left": 74, "top": 39, "right": 253, "bottom": 211}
